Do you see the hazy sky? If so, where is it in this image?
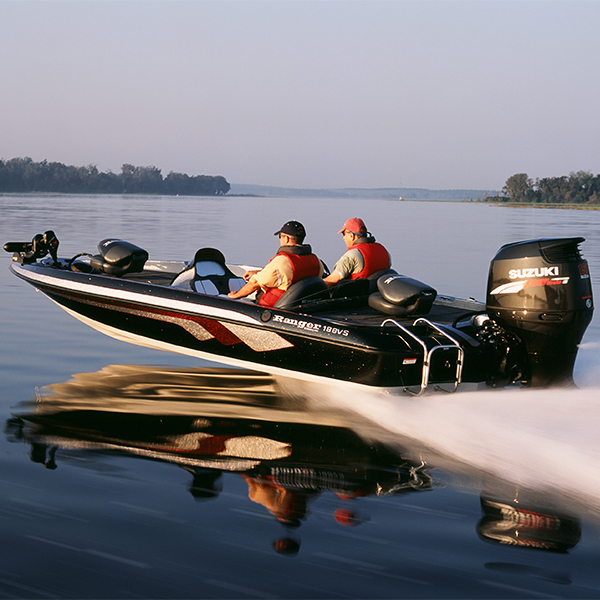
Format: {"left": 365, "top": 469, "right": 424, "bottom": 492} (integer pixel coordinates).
{"left": 1, "top": 0, "right": 599, "bottom": 190}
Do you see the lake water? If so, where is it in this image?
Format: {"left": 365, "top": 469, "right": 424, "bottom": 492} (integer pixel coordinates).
{"left": 1, "top": 193, "right": 600, "bottom": 599}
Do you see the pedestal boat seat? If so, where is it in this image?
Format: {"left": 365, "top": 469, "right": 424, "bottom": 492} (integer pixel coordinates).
{"left": 89, "top": 239, "right": 149, "bottom": 277}
{"left": 171, "top": 247, "right": 245, "bottom": 295}
{"left": 368, "top": 272, "right": 437, "bottom": 317}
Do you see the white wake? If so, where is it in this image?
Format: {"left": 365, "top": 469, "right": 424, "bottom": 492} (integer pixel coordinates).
{"left": 306, "top": 343, "right": 600, "bottom": 520}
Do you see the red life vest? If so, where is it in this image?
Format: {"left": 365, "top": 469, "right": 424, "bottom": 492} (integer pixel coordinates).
{"left": 258, "top": 251, "right": 322, "bottom": 307}
{"left": 349, "top": 242, "right": 390, "bottom": 279}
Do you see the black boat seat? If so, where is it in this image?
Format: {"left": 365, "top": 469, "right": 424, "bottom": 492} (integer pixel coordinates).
{"left": 274, "top": 276, "right": 330, "bottom": 310}
{"left": 171, "top": 247, "right": 244, "bottom": 295}
{"left": 90, "top": 239, "right": 148, "bottom": 277}
{"left": 368, "top": 273, "right": 437, "bottom": 316}
{"left": 367, "top": 268, "right": 398, "bottom": 294}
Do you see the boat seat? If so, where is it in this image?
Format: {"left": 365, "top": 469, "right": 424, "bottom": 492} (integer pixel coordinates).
{"left": 368, "top": 273, "right": 437, "bottom": 316}
{"left": 367, "top": 268, "right": 398, "bottom": 294}
{"left": 170, "top": 247, "right": 244, "bottom": 295}
{"left": 273, "top": 276, "right": 330, "bottom": 310}
{"left": 89, "top": 239, "right": 149, "bottom": 277}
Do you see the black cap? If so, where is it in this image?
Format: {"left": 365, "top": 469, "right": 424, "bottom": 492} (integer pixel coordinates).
{"left": 274, "top": 220, "right": 306, "bottom": 241}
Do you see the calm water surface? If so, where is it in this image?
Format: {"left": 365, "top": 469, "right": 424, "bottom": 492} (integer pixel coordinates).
{"left": 1, "top": 194, "right": 600, "bottom": 599}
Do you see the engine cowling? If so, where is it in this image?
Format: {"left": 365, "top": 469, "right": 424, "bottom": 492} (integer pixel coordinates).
{"left": 486, "top": 237, "right": 593, "bottom": 387}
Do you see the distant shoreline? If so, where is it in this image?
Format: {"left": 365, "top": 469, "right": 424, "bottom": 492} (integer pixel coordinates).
{"left": 485, "top": 202, "right": 600, "bottom": 210}
{"left": 229, "top": 183, "right": 497, "bottom": 201}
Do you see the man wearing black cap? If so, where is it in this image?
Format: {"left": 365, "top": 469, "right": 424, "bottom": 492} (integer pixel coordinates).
{"left": 228, "top": 220, "right": 323, "bottom": 307}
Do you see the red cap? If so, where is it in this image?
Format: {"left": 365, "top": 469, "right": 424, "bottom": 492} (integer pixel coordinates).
{"left": 337, "top": 217, "right": 367, "bottom": 236}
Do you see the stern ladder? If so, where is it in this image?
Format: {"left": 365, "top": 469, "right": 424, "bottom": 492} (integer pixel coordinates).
{"left": 382, "top": 317, "right": 464, "bottom": 395}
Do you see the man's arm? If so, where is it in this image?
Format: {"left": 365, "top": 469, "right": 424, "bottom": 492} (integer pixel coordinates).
{"left": 243, "top": 269, "right": 260, "bottom": 282}
{"left": 228, "top": 279, "right": 260, "bottom": 299}
{"left": 323, "top": 271, "right": 342, "bottom": 288}
{"left": 323, "top": 251, "right": 361, "bottom": 288}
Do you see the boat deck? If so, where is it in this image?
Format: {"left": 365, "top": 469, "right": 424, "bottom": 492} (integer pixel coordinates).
{"left": 319, "top": 301, "right": 483, "bottom": 328}
{"left": 126, "top": 268, "right": 486, "bottom": 329}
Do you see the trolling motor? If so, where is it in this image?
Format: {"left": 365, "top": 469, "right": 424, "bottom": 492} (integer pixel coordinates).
{"left": 3, "top": 231, "right": 60, "bottom": 265}
{"left": 486, "top": 237, "right": 594, "bottom": 387}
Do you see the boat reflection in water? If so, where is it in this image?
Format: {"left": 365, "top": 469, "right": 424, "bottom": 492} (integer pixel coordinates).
{"left": 6, "top": 365, "right": 433, "bottom": 555}
{"left": 6, "top": 364, "right": 583, "bottom": 557}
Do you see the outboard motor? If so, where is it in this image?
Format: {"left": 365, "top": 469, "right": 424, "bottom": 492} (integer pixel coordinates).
{"left": 486, "top": 237, "right": 593, "bottom": 387}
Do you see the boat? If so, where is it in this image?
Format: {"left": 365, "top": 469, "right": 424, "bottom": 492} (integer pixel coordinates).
{"left": 4, "top": 231, "right": 594, "bottom": 394}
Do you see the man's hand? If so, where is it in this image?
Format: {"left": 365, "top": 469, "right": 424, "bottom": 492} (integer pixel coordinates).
{"left": 323, "top": 271, "right": 342, "bottom": 288}
{"left": 228, "top": 279, "right": 260, "bottom": 299}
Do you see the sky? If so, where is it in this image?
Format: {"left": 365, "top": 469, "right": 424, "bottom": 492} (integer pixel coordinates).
{"left": 1, "top": 0, "right": 599, "bottom": 191}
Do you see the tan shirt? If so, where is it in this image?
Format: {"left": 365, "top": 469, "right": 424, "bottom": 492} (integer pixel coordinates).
{"left": 250, "top": 255, "right": 295, "bottom": 292}
{"left": 250, "top": 252, "right": 324, "bottom": 292}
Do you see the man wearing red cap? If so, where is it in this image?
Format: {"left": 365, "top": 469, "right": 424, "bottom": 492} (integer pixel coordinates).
{"left": 323, "top": 217, "right": 391, "bottom": 287}
{"left": 228, "top": 220, "right": 323, "bottom": 306}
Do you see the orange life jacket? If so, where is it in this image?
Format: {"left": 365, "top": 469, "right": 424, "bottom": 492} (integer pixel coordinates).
{"left": 258, "top": 251, "right": 321, "bottom": 307}
{"left": 349, "top": 242, "right": 390, "bottom": 279}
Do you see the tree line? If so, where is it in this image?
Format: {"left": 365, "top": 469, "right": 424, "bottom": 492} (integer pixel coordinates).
{"left": 0, "top": 157, "right": 230, "bottom": 196}
{"left": 487, "top": 171, "right": 600, "bottom": 205}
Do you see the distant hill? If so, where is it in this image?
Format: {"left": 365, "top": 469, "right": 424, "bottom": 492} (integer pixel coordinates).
{"left": 229, "top": 184, "right": 496, "bottom": 200}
